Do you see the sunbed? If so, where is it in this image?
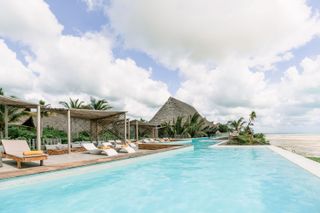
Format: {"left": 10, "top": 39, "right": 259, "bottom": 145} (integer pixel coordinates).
{"left": 119, "top": 145, "right": 136, "bottom": 153}
{"left": 82, "top": 143, "right": 118, "bottom": 156}
{"left": 1, "top": 140, "right": 48, "bottom": 169}
{"left": 125, "top": 140, "right": 138, "bottom": 150}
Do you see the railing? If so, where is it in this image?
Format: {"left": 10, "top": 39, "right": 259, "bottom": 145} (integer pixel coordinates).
{"left": 27, "top": 138, "right": 62, "bottom": 150}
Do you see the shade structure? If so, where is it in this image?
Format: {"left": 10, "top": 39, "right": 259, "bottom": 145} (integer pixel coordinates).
{"left": 0, "top": 95, "right": 41, "bottom": 150}
{"left": 47, "top": 108, "right": 127, "bottom": 153}
{"left": 0, "top": 95, "right": 39, "bottom": 108}
{"left": 130, "top": 120, "right": 158, "bottom": 140}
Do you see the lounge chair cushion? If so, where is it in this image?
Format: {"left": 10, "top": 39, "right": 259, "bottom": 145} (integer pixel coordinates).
{"left": 23, "top": 151, "right": 44, "bottom": 156}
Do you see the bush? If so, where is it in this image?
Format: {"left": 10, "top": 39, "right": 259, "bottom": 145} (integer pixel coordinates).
{"left": 7, "top": 126, "right": 68, "bottom": 142}
{"left": 73, "top": 131, "right": 90, "bottom": 142}
{"left": 228, "top": 133, "right": 269, "bottom": 145}
{"left": 42, "top": 127, "right": 67, "bottom": 143}
{"left": 218, "top": 124, "right": 229, "bottom": 133}
{"left": 8, "top": 125, "right": 36, "bottom": 140}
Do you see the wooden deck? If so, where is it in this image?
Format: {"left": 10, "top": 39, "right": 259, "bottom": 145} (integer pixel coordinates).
{"left": 0, "top": 144, "right": 189, "bottom": 179}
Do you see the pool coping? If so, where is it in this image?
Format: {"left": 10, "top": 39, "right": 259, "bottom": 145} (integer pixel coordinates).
{"left": 0, "top": 145, "right": 191, "bottom": 180}
{"left": 268, "top": 145, "right": 320, "bottom": 178}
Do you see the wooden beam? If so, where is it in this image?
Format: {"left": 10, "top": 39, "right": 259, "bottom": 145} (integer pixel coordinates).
{"left": 4, "top": 105, "right": 8, "bottom": 138}
{"left": 36, "top": 105, "right": 41, "bottom": 150}
{"left": 136, "top": 120, "right": 139, "bottom": 141}
{"left": 67, "top": 109, "right": 71, "bottom": 154}
{"left": 127, "top": 119, "right": 130, "bottom": 140}
{"left": 124, "top": 113, "right": 127, "bottom": 141}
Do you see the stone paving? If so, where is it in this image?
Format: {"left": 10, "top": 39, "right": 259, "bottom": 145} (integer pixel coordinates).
{"left": 0, "top": 145, "right": 188, "bottom": 179}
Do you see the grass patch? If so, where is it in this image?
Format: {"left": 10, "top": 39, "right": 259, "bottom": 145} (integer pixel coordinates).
{"left": 308, "top": 157, "right": 320, "bottom": 163}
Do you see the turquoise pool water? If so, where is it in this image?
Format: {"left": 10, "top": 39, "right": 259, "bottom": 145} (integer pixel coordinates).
{"left": 1, "top": 142, "right": 320, "bottom": 212}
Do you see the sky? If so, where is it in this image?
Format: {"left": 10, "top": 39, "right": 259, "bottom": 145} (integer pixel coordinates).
{"left": 0, "top": 0, "right": 320, "bottom": 133}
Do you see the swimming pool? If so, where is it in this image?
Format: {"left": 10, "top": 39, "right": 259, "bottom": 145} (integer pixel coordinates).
{"left": 1, "top": 143, "right": 320, "bottom": 212}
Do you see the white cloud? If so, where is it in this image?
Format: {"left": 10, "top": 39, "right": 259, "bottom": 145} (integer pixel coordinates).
{"left": 103, "top": 0, "right": 320, "bottom": 132}
{"left": 1, "top": 0, "right": 320, "bottom": 133}
{"left": 106, "top": 0, "right": 320, "bottom": 69}
{"left": 0, "top": 0, "right": 170, "bottom": 119}
{"left": 0, "top": 0, "right": 62, "bottom": 45}
{"left": 0, "top": 40, "right": 34, "bottom": 94}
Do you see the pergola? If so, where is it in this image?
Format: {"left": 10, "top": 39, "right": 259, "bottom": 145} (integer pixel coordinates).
{"left": 0, "top": 95, "right": 41, "bottom": 150}
{"left": 129, "top": 120, "right": 158, "bottom": 141}
{"left": 47, "top": 108, "right": 127, "bottom": 153}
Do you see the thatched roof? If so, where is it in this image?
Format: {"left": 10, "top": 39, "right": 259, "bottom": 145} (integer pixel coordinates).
{"left": 46, "top": 108, "right": 126, "bottom": 120}
{"left": 149, "top": 97, "right": 214, "bottom": 126}
{"left": 0, "top": 95, "right": 38, "bottom": 108}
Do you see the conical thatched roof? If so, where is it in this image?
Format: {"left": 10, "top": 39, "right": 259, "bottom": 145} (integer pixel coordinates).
{"left": 149, "top": 97, "right": 213, "bottom": 126}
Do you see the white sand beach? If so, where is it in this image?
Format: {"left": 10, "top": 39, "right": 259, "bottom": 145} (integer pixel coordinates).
{"left": 267, "top": 134, "right": 320, "bottom": 157}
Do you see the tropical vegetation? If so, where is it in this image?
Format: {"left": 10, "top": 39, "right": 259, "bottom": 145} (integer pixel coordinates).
{"left": 227, "top": 111, "right": 269, "bottom": 145}
{"left": 160, "top": 113, "right": 217, "bottom": 138}
{"left": 85, "top": 97, "right": 112, "bottom": 110}
{"left": 59, "top": 97, "right": 112, "bottom": 110}
{"left": 59, "top": 98, "right": 85, "bottom": 109}
{"left": 0, "top": 88, "right": 29, "bottom": 137}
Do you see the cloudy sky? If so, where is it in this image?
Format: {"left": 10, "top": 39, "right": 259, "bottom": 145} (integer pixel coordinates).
{"left": 0, "top": 0, "right": 320, "bottom": 133}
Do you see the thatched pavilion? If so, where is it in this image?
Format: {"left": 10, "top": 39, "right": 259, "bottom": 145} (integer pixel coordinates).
{"left": 149, "top": 97, "right": 213, "bottom": 127}
{"left": 46, "top": 108, "right": 127, "bottom": 153}
{"left": 128, "top": 119, "right": 158, "bottom": 141}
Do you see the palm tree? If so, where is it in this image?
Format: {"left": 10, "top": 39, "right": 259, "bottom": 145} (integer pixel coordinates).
{"left": 87, "top": 97, "right": 112, "bottom": 110}
{"left": 174, "top": 116, "right": 187, "bottom": 137}
{"left": 39, "top": 100, "right": 51, "bottom": 117}
{"left": 228, "top": 117, "right": 246, "bottom": 133}
{"left": 0, "top": 88, "right": 29, "bottom": 137}
{"left": 161, "top": 121, "right": 175, "bottom": 137}
{"left": 184, "top": 113, "right": 207, "bottom": 138}
{"left": 39, "top": 100, "right": 52, "bottom": 137}
{"left": 245, "top": 111, "right": 257, "bottom": 134}
{"left": 59, "top": 98, "right": 84, "bottom": 109}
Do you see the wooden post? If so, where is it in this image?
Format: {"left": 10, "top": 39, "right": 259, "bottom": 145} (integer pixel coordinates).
{"left": 152, "top": 128, "right": 155, "bottom": 138}
{"left": 36, "top": 105, "right": 41, "bottom": 150}
{"left": 4, "top": 105, "right": 8, "bottom": 138}
{"left": 136, "top": 120, "right": 139, "bottom": 141}
{"left": 127, "top": 119, "right": 130, "bottom": 140}
{"left": 155, "top": 127, "right": 159, "bottom": 138}
{"left": 67, "top": 109, "right": 71, "bottom": 154}
{"left": 95, "top": 120, "right": 98, "bottom": 142}
{"left": 124, "top": 113, "right": 127, "bottom": 141}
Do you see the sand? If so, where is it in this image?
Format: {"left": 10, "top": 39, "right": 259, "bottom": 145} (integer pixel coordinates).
{"left": 266, "top": 134, "right": 320, "bottom": 157}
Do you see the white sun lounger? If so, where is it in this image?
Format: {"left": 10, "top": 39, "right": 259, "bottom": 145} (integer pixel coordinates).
{"left": 142, "top": 139, "right": 150, "bottom": 143}
{"left": 1, "top": 140, "right": 48, "bottom": 168}
{"left": 82, "top": 143, "right": 118, "bottom": 156}
{"left": 128, "top": 143, "right": 138, "bottom": 150}
{"left": 119, "top": 146, "right": 136, "bottom": 153}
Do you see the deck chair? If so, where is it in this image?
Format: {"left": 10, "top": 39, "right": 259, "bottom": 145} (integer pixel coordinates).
{"left": 1, "top": 140, "right": 48, "bottom": 169}
{"left": 125, "top": 140, "right": 138, "bottom": 151}
{"left": 119, "top": 145, "right": 136, "bottom": 153}
{"left": 82, "top": 143, "right": 118, "bottom": 156}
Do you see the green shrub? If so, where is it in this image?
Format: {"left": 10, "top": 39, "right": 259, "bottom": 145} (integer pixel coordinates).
{"left": 218, "top": 124, "right": 229, "bottom": 133}
{"left": 228, "top": 133, "right": 269, "bottom": 145}
{"left": 8, "top": 125, "right": 36, "bottom": 140}
{"left": 73, "top": 131, "right": 90, "bottom": 142}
